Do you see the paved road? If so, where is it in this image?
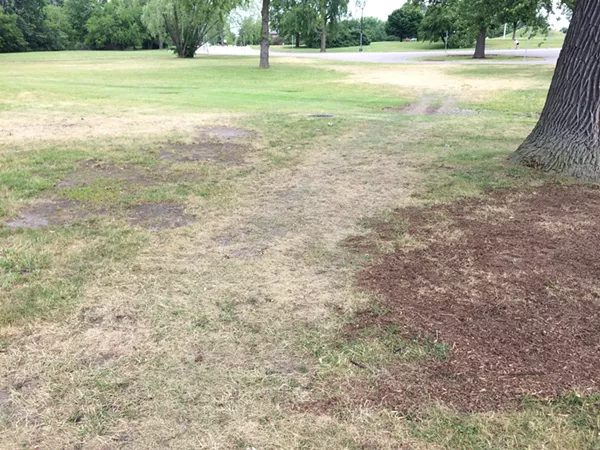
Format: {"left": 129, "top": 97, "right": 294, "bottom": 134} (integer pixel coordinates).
{"left": 270, "top": 48, "right": 561, "bottom": 64}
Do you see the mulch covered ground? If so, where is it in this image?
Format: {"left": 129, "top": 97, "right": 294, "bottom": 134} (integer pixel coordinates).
{"left": 347, "top": 184, "right": 600, "bottom": 412}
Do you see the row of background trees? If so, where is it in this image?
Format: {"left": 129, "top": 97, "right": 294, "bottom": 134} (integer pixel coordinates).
{"left": 1, "top": 0, "right": 569, "bottom": 56}
{"left": 0, "top": 0, "right": 385, "bottom": 53}
{"left": 0, "top": 0, "right": 239, "bottom": 54}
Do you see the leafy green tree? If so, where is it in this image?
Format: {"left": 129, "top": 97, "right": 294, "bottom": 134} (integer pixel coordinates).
{"left": 386, "top": 2, "right": 423, "bottom": 40}
{"left": 142, "top": 0, "right": 245, "bottom": 57}
{"left": 238, "top": 16, "right": 261, "bottom": 45}
{"left": 3, "top": 0, "right": 49, "bottom": 50}
{"left": 64, "top": 0, "right": 94, "bottom": 44}
{"left": 419, "top": 0, "right": 551, "bottom": 58}
{"left": 359, "top": 16, "right": 387, "bottom": 42}
{"left": 44, "top": 4, "right": 77, "bottom": 50}
{"left": 85, "top": 0, "right": 145, "bottom": 50}
{"left": 315, "top": 0, "right": 349, "bottom": 52}
{"left": 140, "top": 0, "right": 169, "bottom": 47}
{"left": 0, "top": 6, "right": 27, "bottom": 52}
{"left": 304, "top": 18, "right": 370, "bottom": 48}
{"left": 463, "top": 0, "right": 551, "bottom": 58}
{"left": 419, "top": 0, "right": 457, "bottom": 45}
{"left": 270, "top": 0, "right": 316, "bottom": 47}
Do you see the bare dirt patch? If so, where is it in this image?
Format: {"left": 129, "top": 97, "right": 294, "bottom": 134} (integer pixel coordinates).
{"left": 126, "top": 202, "right": 195, "bottom": 230}
{"left": 4, "top": 199, "right": 195, "bottom": 231}
{"left": 346, "top": 184, "right": 600, "bottom": 412}
{"left": 384, "top": 97, "right": 476, "bottom": 116}
{"left": 57, "top": 160, "right": 160, "bottom": 189}
{"left": 4, "top": 199, "right": 94, "bottom": 229}
{"left": 159, "top": 140, "right": 251, "bottom": 165}
{"left": 198, "top": 126, "right": 250, "bottom": 140}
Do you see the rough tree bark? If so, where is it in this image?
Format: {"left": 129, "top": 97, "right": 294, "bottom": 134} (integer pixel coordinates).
{"left": 259, "top": 0, "right": 270, "bottom": 68}
{"left": 320, "top": 20, "right": 327, "bottom": 53}
{"left": 511, "top": 0, "right": 600, "bottom": 180}
{"left": 473, "top": 26, "right": 486, "bottom": 59}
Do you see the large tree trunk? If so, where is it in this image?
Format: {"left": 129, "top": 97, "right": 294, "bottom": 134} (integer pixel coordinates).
{"left": 473, "top": 26, "right": 486, "bottom": 59}
{"left": 295, "top": 32, "right": 300, "bottom": 48}
{"left": 320, "top": 20, "right": 327, "bottom": 53}
{"left": 511, "top": 0, "right": 600, "bottom": 180}
{"left": 512, "top": 22, "right": 517, "bottom": 41}
{"left": 259, "top": 0, "right": 270, "bottom": 68}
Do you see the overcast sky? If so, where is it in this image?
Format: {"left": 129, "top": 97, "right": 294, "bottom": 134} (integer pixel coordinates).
{"left": 350, "top": 0, "right": 404, "bottom": 21}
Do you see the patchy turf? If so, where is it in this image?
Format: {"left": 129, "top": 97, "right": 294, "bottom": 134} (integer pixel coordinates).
{"left": 345, "top": 183, "right": 600, "bottom": 412}
{"left": 157, "top": 126, "right": 254, "bottom": 165}
{"left": 56, "top": 160, "right": 160, "bottom": 189}
{"left": 5, "top": 199, "right": 91, "bottom": 229}
{"left": 159, "top": 140, "right": 252, "bottom": 165}
{"left": 126, "top": 201, "right": 195, "bottom": 230}
{"left": 4, "top": 51, "right": 597, "bottom": 449}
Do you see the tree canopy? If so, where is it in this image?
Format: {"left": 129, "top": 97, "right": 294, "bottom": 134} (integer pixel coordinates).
{"left": 87, "top": 0, "right": 146, "bottom": 50}
{"left": 142, "top": 0, "right": 244, "bottom": 57}
{"left": 0, "top": 0, "right": 569, "bottom": 56}
{"left": 386, "top": 1, "right": 423, "bottom": 41}
{"left": 418, "top": 0, "right": 553, "bottom": 57}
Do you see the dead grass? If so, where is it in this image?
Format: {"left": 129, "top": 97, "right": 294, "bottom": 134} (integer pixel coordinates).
{"left": 332, "top": 64, "right": 537, "bottom": 103}
{"left": 0, "top": 115, "right": 430, "bottom": 448}
{"left": 0, "top": 112, "right": 241, "bottom": 145}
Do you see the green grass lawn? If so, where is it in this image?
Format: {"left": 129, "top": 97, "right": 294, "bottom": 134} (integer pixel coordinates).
{"left": 1, "top": 51, "right": 597, "bottom": 449}
{"left": 0, "top": 51, "right": 402, "bottom": 114}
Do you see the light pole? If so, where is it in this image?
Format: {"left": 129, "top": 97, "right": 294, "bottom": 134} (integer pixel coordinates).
{"left": 358, "top": 0, "right": 366, "bottom": 52}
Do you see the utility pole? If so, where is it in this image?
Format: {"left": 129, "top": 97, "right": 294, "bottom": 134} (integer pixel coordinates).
{"left": 357, "top": 0, "right": 367, "bottom": 52}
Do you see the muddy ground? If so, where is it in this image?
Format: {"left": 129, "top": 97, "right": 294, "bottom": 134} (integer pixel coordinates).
{"left": 345, "top": 184, "right": 600, "bottom": 412}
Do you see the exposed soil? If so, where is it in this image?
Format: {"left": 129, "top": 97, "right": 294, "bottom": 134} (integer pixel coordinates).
{"left": 126, "top": 202, "right": 195, "bottom": 230}
{"left": 4, "top": 199, "right": 195, "bottom": 231}
{"left": 5, "top": 199, "right": 94, "bottom": 229}
{"left": 385, "top": 97, "right": 476, "bottom": 116}
{"left": 345, "top": 184, "right": 600, "bottom": 412}
{"left": 197, "top": 126, "right": 250, "bottom": 140}
{"left": 159, "top": 140, "right": 251, "bottom": 165}
{"left": 158, "top": 126, "right": 253, "bottom": 165}
{"left": 57, "top": 160, "right": 160, "bottom": 189}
